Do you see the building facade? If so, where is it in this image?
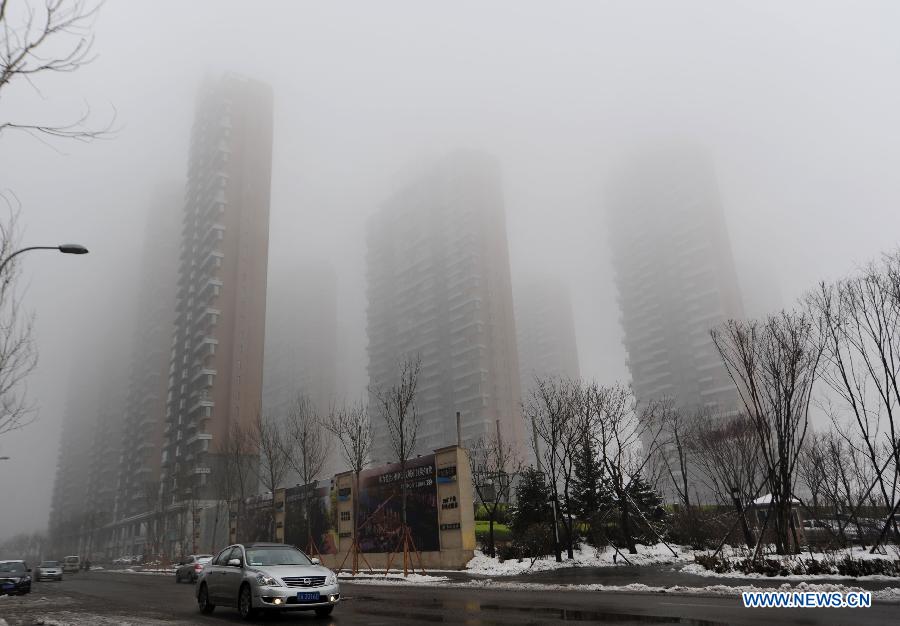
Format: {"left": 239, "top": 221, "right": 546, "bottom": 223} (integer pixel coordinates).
{"left": 366, "top": 151, "right": 526, "bottom": 464}
{"left": 159, "top": 74, "right": 273, "bottom": 515}
{"left": 114, "top": 186, "right": 182, "bottom": 525}
{"left": 607, "top": 145, "right": 745, "bottom": 414}
{"left": 262, "top": 260, "right": 340, "bottom": 478}
{"left": 515, "top": 278, "right": 581, "bottom": 398}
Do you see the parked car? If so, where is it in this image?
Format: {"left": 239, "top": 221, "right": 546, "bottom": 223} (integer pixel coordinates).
{"left": 196, "top": 543, "right": 339, "bottom": 619}
{"left": 63, "top": 555, "right": 80, "bottom": 574}
{"left": 34, "top": 560, "right": 63, "bottom": 582}
{"left": 0, "top": 560, "right": 32, "bottom": 595}
{"left": 175, "top": 554, "right": 213, "bottom": 583}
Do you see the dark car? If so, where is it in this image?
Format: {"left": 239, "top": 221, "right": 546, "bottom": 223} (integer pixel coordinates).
{"left": 0, "top": 560, "right": 32, "bottom": 595}
{"left": 175, "top": 554, "right": 214, "bottom": 583}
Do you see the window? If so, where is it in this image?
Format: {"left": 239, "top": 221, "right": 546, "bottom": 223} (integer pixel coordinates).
{"left": 213, "top": 547, "right": 231, "bottom": 565}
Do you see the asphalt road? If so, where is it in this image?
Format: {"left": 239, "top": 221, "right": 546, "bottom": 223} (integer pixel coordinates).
{"left": 0, "top": 571, "right": 897, "bottom": 625}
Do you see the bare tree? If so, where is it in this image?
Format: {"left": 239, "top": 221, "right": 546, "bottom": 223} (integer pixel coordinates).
{"left": 0, "top": 0, "right": 115, "bottom": 142}
{"left": 654, "top": 399, "right": 699, "bottom": 510}
{"left": 797, "top": 431, "right": 828, "bottom": 518}
{"left": 247, "top": 412, "right": 290, "bottom": 542}
{"left": 808, "top": 257, "right": 900, "bottom": 544}
{"left": 523, "top": 376, "right": 573, "bottom": 561}
{"left": 468, "top": 424, "right": 524, "bottom": 558}
{"left": 325, "top": 399, "right": 373, "bottom": 573}
{"left": 691, "top": 412, "right": 762, "bottom": 507}
{"left": 0, "top": 206, "right": 36, "bottom": 439}
{"left": 711, "top": 312, "right": 822, "bottom": 554}
{"left": 591, "top": 383, "right": 665, "bottom": 554}
{"left": 283, "top": 393, "right": 329, "bottom": 552}
{"left": 217, "top": 421, "right": 255, "bottom": 545}
{"left": 373, "top": 355, "right": 421, "bottom": 574}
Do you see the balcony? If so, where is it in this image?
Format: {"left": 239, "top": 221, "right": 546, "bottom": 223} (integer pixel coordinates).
{"left": 200, "top": 278, "right": 223, "bottom": 299}
{"left": 193, "top": 336, "right": 218, "bottom": 356}
{"left": 185, "top": 432, "right": 213, "bottom": 446}
{"left": 188, "top": 397, "right": 214, "bottom": 415}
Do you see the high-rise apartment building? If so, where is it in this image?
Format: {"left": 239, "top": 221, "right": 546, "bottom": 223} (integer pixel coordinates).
{"left": 515, "top": 278, "right": 580, "bottom": 398}
{"left": 607, "top": 145, "right": 744, "bottom": 414}
{"left": 263, "top": 261, "right": 340, "bottom": 477}
{"left": 366, "top": 151, "right": 526, "bottom": 463}
{"left": 114, "top": 187, "right": 181, "bottom": 524}
{"left": 160, "top": 74, "right": 273, "bottom": 508}
{"left": 49, "top": 319, "right": 132, "bottom": 559}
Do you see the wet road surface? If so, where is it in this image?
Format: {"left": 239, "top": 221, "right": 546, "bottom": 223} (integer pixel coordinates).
{"left": 0, "top": 570, "right": 896, "bottom": 625}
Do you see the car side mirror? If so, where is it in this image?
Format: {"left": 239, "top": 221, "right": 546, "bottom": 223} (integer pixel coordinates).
{"left": 227, "top": 558, "right": 242, "bottom": 567}
{"left": 311, "top": 558, "right": 320, "bottom": 565}
{"left": 27, "top": 568, "right": 32, "bottom": 573}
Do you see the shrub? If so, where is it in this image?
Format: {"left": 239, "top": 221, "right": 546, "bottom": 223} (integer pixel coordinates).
{"left": 513, "top": 523, "right": 554, "bottom": 563}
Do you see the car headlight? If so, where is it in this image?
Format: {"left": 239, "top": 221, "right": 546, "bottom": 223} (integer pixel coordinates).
{"left": 255, "top": 573, "right": 281, "bottom": 587}
{"left": 326, "top": 571, "right": 337, "bottom": 585}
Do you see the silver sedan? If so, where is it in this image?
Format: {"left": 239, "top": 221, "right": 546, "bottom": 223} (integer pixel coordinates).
{"left": 196, "top": 542, "right": 339, "bottom": 620}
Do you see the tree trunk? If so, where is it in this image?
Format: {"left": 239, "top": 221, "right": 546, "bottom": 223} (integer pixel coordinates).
{"left": 550, "top": 493, "right": 562, "bottom": 562}
{"left": 563, "top": 493, "right": 575, "bottom": 559}
{"left": 620, "top": 499, "right": 637, "bottom": 554}
{"left": 401, "top": 459, "right": 408, "bottom": 528}
{"left": 488, "top": 517, "right": 495, "bottom": 559}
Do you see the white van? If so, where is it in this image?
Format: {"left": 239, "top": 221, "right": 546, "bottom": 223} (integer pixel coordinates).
{"left": 63, "top": 555, "right": 80, "bottom": 574}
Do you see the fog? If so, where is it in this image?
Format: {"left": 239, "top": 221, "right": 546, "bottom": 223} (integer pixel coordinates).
{"left": 2, "top": 0, "right": 900, "bottom": 539}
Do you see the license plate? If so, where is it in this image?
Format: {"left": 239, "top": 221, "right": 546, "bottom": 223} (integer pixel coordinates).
{"left": 297, "top": 592, "right": 320, "bottom": 602}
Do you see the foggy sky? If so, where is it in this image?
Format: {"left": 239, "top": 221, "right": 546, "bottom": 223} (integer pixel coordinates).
{"left": 2, "top": 0, "right": 900, "bottom": 539}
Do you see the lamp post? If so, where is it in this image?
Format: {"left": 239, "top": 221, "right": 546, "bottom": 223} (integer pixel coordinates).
{"left": 0, "top": 244, "right": 89, "bottom": 276}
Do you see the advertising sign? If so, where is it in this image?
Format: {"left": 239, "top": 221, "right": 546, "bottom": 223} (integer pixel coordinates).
{"left": 283, "top": 480, "right": 338, "bottom": 554}
{"left": 356, "top": 454, "right": 439, "bottom": 553}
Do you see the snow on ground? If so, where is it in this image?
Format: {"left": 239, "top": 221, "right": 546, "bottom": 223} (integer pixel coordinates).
{"left": 339, "top": 572, "right": 450, "bottom": 584}
{"left": 347, "top": 575, "right": 900, "bottom": 602}
{"left": 680, "top": 561, "right": 900, "bottom": 582}
{"left": 714, "top": 544, "right": 900, "bottom": 562}
{"left": 684, "top": 545, "right": 900, "bottom": 580}
{"left": 104, "top": 567, "right": 176, "bottom": 576}
{"left": 466, "top": 543, "right": 693, "bottom": 576}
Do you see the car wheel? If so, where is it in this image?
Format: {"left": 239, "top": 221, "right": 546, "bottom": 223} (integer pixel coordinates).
{"left": 175, "top": 573, "right": 181, "bottom": 583}
{"left": 315, "top": 606, "right": 334, "bottom": 617}
{"left": 238, "top": 584, "right": 256, "bottom": 621}
{"left": 198, "top": 583, "right": 215, "bottom": 614}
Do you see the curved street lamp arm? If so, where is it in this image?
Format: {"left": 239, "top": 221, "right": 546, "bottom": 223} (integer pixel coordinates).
{"left": 0, "top": 245, "right": 88, "bottom": 276}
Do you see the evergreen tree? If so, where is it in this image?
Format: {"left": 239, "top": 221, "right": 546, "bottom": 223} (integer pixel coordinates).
{"left": 510, "top": 466, "right": 552, "bottom": 536}
{"left": 570, "top": 437, "right": 604, "bottom": 521}
{"left": 624, "top": 475, "right": 670, "bottom": 542}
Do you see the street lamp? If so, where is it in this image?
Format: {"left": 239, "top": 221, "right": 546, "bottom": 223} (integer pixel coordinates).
{"left": 0, "top": 244, "right": 89, "bottom": 276}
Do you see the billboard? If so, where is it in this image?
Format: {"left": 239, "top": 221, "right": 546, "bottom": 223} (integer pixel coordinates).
{"left": 283, "top": 480, "right": 338, "bottom": 554}
{"left": 356, "top": 454, "right": 439, "bottom": 553}
{"left": 236, "top": 495, "right": 274, "bottom": 543}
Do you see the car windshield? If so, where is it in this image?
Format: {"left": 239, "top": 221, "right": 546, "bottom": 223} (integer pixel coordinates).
{"left": 245, "top": 547, "right": 312, "bottom": 567}
{"left": 65, "top": 557, "right": 79, "bottom": 563}
{"left": 40, "top": 561, "right": 59, "bottom": 567}
{"left": 0, "top": 562, "right": 26, "bottom": 572}
{"left": 197, "top": 556, "right": 212, "bottom": 564}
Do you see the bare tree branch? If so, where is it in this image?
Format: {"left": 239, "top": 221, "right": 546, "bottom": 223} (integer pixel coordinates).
{"left": 0, "top": 200, "right": 36, "bottom": 439}
{"left": 0, "top": 0, "right": 115, "bottom": 143}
